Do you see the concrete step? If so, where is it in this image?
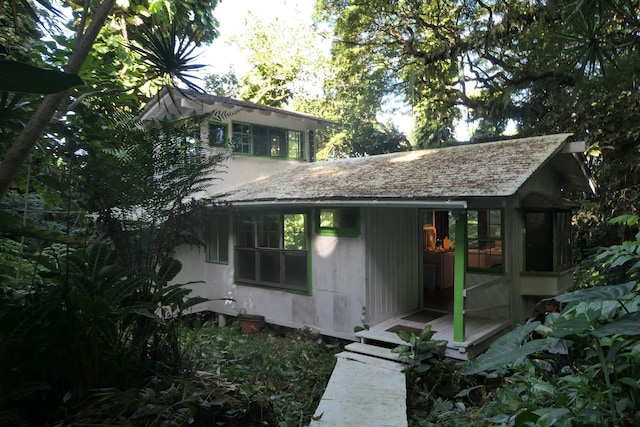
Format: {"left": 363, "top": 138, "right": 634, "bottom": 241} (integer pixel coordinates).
{"left": 309, "top": 355, "right": 407, "bottom": 426}
{"left": 344, "top": 342, "right": 405, "bottom": 363}
{"left": 335, "top": 351, "right": 405, "bottom": 372}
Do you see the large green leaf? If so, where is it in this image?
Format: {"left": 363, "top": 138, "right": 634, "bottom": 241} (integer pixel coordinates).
{"left": 461, "top": 321, "right": 549, "bottom": 375}
{"left": 591, "top": 312, "right": 640, "bottom": 337}
{"left": 0, "top": 60, "right": 84, "bottom": 94}
{"left": 551, "top": 313, "right": 596, "bottom": 338}
{"left": 554, "top": 282, "right": 637, "bottom": 303}
{"left": 156, "top": 257, "right": 182, "bottom": 284}
{"left": 0, "top": 211, "right": 81, "bottom": 245}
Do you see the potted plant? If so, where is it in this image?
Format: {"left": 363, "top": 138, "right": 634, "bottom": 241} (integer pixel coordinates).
{"left": 237, "top": 308, "right": 265, "bottom": 335}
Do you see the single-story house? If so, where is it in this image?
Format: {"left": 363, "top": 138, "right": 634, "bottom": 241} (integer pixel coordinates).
{"left": 142, "top": 89, "right": 595, "bottom": 359}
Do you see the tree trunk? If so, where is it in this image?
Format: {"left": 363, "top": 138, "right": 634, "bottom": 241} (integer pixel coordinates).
{"left": 0, "top": 0, "right": 116, "bottom": 200}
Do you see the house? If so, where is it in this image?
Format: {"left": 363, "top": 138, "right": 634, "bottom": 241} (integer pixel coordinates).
{"left": 141, "top": 88, "right": 595, "bottom": 359}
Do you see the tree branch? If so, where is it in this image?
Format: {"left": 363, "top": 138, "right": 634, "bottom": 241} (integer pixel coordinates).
{"left": 0, "top": 0, "right": 116, "bottom": 200}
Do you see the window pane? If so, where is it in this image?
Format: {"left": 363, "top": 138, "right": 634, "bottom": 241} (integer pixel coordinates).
{"left": 287, "top": 131, "right": 303, "bottom": 159}
{"left": 253, "top": 125, "right": 269, "bottom": 156}
{"left": 319, "top": 208, "right": 358, "bottom": 229}
{"left": 467, "top": 209, "right": 503, "bottom": 271}
{"left": 525, "top": 212, "right": 554, "bottom": 271}
{"left": 557, "top": 211, "right": 573, "bottom": 270}
{"left": 207, "top": 216, "right": 219, "bottom": 261}
{"left": 270, "top": 128, "right": 286, "bottom": 157}
{"left": 236, "top": 249, "right": 256, "bottom": 281}
{"left": 284, "top": 213, "right": 306, "bottom": 250}
{"left": 467, "top": 211, "right": 478, "bottom": 239}
{"left": 285, "top": 252, "right": 307, "bottom": 288}
{"left": 258, "top": 214, "right": 281, "bottom": 248}
{"left": 232, "top": 123, "right": 251, "bottom": 153}
{"left": 218, "top": 214, "right": 229, "bottom": 262}
{"left": 237, "top": 214, "right": 255, "bottom": 248}
{"left": 259, "top": 251, "right": 280, "bottom": 284}
{"left": 234, "top": 212, "right": 309, "bottom": 291}
{"left": 207, "top": 214, "right": 229, "bottom": 262}
{"left": 209, "top": 123, "right": 227, "bottom": 146}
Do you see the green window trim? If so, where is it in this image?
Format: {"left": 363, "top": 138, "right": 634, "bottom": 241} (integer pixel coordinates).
{"left": 466, "top": 209, "right": 504, "bottom": 273}
{"left": 235, "top": 211, "right": 310, "bottom": 293}
{"left": 230, "top": 121, "right": 305, "bottom": 160}
{"left": 208, "top": 121, "right": 228, "bottom": 147}
{"left": 316, "top": 207, "right": 360, "bottom": 237}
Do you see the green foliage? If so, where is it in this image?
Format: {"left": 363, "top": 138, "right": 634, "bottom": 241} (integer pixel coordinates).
{"left": 0, "top": 243, "right": 203, "bottom": 425}
{"left": 58, "top": 323, "right": 338, "bottom": 426}
{"left": 180, "top": 324, "right": 339, "bottom": 426}
{"left": 414, "top": 224, "right": 640, "bottom": 426}
{"left": 445, "top": 282, "right": 640, "bottom": 426}
{"left": 393, "top": 325, "right": 463, "bottom": 424}
{"left": 0, "top": 60, "right": 84, "bottom": 94}
{"left": 460, "top": 321, "right": 549, "bottom": 376}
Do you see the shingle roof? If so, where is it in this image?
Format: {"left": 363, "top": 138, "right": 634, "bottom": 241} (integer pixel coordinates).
{"left": 211, "top": 134, "right": 579, "bottom": 205}
{"left": 138, "top": 86, "right": 332, "bottom": 126}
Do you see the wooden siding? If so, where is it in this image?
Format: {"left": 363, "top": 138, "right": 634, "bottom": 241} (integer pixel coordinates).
{"left": 464, "top": 274, "right": 510, "bottom": 320}
{"left": 365, "top": 208, "right": 420, "bottom": 325}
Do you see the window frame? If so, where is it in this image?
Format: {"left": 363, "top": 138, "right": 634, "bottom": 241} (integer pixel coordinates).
{"left": 466, "top": 209, "right": 504, "bottom": 273}
{"left": 234, "top": 211, "right": 310, "bottom": 293}
{"left": 206, "top": 211, "right": 229, "bottom": 264}
{"left": 524, "top": 209, "right": 573, "bottom": 274}
{"left": 316, "top": 207, "right": 361, "bottom": 237}
{"left": 230, "top": 121, "right": 305, "bottom": 160}
{"left": 160, "top": 118, "right": 202, "bottom": 168}
{"left": 208, "top": 121, "right": 228, "bottom": 147}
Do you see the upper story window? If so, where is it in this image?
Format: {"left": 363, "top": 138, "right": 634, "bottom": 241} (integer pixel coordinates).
{"left": 208, "top": 122, "right": 228, "bottom": 147}
{"left": 231, "top": 122, "right": 305, "bottom": 160}
{"left": 524, "top": 210, "right": 573, "bottom": 273}
{"left": 467, "top": 209, "right": 503, "bottom": 272}
{"left": 161, "top": 119, "right": 201, "bottom": 167}
{"left": 316, "top": 207, "right": 360, "bottom": 237}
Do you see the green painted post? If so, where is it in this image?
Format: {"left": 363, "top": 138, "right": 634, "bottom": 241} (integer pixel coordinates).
{"left": 453, "top": 210, "right": 466, "bottom": 342}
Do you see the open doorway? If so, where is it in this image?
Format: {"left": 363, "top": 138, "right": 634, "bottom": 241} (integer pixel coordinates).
{"left": 421, "top": 210, "right": 455, "bottom": 312}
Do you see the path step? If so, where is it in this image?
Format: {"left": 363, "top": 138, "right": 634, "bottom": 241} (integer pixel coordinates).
{"left": 336, "top": 351, "right": 405, "bottom": 372}
{"left": 344, "top": 342, "right": 405, "bottom": 363}
{"left": 309, "top": 355, "right": 407, "bottom": 426}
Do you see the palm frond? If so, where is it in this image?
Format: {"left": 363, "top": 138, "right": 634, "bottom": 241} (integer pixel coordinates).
{"left": 129, "top": 22, "right": 206, "bottom": 92}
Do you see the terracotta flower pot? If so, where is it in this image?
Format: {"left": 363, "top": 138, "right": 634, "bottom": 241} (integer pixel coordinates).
{"left": 237, "top": 313, "right": 265, "bottom": 335}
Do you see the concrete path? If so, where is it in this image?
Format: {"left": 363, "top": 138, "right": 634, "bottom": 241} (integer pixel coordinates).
{"left": 309, "top": 343, "right": 407, "bottom": 427}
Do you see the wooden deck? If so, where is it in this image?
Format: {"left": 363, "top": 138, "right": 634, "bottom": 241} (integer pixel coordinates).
{"left": 355, "top": 310, "right": 511, "bottom": 360}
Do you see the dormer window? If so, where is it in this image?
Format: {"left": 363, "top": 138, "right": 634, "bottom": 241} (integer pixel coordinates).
{"left": 231, "top": 122, "right": 305, "bottom": 160}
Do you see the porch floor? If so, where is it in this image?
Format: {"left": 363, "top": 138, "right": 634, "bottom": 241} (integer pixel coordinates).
{"left": 355, "top": 310, "right": 510, "bottom": 360}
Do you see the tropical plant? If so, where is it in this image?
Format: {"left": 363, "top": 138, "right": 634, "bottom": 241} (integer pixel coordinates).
{"left": 0, "top": 242, "right": 206, "bottom": 425}
{"left": 393, "top": 325, "right": 464, "bottom": 423}
{"left": 0, "top": 0, "right": 222, "bottom": 200}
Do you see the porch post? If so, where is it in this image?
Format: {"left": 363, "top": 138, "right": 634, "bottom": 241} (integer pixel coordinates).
{"left": 453, "top": 210, "right": 466, "bottom": 342}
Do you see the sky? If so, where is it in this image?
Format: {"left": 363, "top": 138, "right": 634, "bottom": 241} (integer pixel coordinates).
{"left": 194, "top": 1, "right": 482, "bottom": 138}
{"left": 196, "top": 0, "right": 315, "bottom": 77}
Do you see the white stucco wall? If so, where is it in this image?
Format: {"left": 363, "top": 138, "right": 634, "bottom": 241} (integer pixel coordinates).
{"left": 172, "top": 216, "right": 367, "bottom": 340}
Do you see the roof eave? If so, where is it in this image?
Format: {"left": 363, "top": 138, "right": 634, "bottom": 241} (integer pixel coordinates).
{"left": 211, "top": 198, "right": 468, "bottom": 210}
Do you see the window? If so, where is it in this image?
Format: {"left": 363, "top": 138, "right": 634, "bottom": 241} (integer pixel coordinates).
{"left": 235, "top": 212, "right": 308, "bottom": 291}
{"left": 206, "top": 212, "right": 229, "bottom": 263}
{"left": 161, "top": 119, "right": 201, "bottom": 167}
{"left": 316, "top": 208, "right": 360, "bottom": 237}
{"left": 467, "top": 209, "right": 503, "bottom": 272}
{"left": 208, "top": 122, "right": 227, "bottom": 147}
{"left": 231, "top": 123, "right": 305, "bottom": 160}
{"left": 525, "top": 210, "right": 573, "bottom": 272}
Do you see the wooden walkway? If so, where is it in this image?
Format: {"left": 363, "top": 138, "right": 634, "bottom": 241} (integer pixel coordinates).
{"left": 309, "top": 343, "right": 407, "bottom": 427}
